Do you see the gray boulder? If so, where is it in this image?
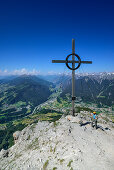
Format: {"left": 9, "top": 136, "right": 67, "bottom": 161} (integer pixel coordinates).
{"left": 13, "top": 131, "right": 21, "bottom": 143}
{"left": 0, "top": 149, "right": 9, "bottom": 158}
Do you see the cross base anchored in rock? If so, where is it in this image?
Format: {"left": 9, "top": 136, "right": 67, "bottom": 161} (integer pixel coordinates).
{"left": 52, "top": 39, "right": 92, "bottom": 116}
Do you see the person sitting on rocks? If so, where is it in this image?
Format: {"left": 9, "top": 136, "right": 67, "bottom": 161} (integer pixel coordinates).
{"left": 91, "top": 112, "right": 98, "bottom": 129}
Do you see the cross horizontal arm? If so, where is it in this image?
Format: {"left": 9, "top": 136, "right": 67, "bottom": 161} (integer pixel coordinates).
{"left": 81, "top": 61, "right": 92, "bottom": 64}
{"left": 52, "top": 60, "right": 68, "bottom": 63}
{"left": 52, "top": 60, "right": 92, "bottom": 64}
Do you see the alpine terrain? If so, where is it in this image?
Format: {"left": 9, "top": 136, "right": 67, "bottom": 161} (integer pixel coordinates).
{"left": 0, "top": 73, "right": 114, "bottom": 170}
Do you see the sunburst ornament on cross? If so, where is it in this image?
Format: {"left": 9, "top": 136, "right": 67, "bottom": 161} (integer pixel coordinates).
{"left": 52, "top": 39, "right": 92, "bottom": 116}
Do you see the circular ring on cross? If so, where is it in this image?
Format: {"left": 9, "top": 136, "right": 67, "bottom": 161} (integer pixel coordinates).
{"left": 66, "top": 53, "right": 81, "bottom": 70}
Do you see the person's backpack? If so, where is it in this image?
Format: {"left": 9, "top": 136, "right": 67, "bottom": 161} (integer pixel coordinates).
{"left": 93, "top": 114, "right": 97, "bottom": 119}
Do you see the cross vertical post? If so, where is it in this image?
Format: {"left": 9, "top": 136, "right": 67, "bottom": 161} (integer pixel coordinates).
{"left": 52, "top": 39, "right": 92, "bottom": 116}
{"left": 72, "top": 39, "right": 75, "bottom": 116}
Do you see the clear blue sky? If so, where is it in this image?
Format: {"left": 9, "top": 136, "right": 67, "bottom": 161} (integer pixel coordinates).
{"left": 0, "top": 0, "right": 114, "bottom": 75}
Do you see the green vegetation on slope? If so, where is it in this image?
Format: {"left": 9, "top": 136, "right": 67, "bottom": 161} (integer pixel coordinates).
{"left": 0, "top": 108, "right": 63, "bottom": 151}
{"left": 0, "top": 76, "right": 53, "bottom": 124}
{"left": 0, "top": 122, "right": 26, "bottom": 150}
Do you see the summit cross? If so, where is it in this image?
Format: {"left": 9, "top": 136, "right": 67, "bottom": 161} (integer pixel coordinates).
{"left": 52, "top": 39, "right": 92, "bottom": 116}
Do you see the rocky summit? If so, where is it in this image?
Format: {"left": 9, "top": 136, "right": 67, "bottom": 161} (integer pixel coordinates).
{"left": 0, "top": 114, "right": 114, "bottom": 170}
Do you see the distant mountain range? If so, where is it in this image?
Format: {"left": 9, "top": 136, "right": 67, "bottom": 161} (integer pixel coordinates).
{"left": 0, "top": 73, "right": 113, "bottom": 110}
{"left": 0, "top": 75, "right": 53, "bottom": 107}
{"left": 0, "top": 75, "right": 54, "bottom": 123}
{"left": 60, "top": 76, "right": 114, "bottom": 106}
{"left": 36, "top": 73, "right": 114, "bottom": 106}
{"left": 38, "top": 72, "right": 114, "bottom": 83}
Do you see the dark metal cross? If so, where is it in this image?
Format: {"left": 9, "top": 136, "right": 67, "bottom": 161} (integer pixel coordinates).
{"left": 52, "top": 39, "right": 92, "bottom": 116}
